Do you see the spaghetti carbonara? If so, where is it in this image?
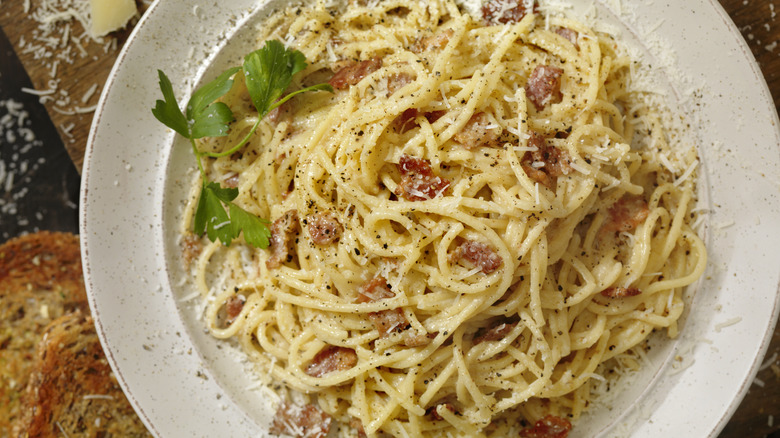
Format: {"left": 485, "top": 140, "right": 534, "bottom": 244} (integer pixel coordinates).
{"left": 181, "top": 0, "right": 707, "bottom": 436}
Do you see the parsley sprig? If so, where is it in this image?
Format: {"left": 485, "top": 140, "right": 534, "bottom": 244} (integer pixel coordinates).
{"left": 152, "top": 40, "right": 333, "bottom": 247}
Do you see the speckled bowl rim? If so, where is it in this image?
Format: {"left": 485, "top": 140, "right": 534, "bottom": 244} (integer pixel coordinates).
{"left": 80, "top": 0, "right": 780, "bottom": 437}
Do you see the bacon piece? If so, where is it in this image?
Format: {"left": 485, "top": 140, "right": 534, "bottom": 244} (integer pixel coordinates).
{"left": 181, "top": 233, "right": 202, "bottom": 267}
{"left": 395, "top": 154, "right": 450, "bottom": 201}
{"left": 370, "top": 307, "right": 412, "bottom": 336}
{"left": 482, "top": 0, "right": 536, "bottom": 24}
{"left": 225, "top": 294, "right": 246, "bottom": 325}
{"left": 453, "top": 112, "right": 500, "bottom": 149}
{"left": 266, "top": 210, "right": 300, "bottom": 269}
{"left": 426, "top": 403, "right": 456, "bottom": 421}
{"left": 519, "top": 415, "right": 572, "bottom": 438}
{"left": 223, "top": 173, "right": 240, "bottom": 188}
{"left": 267, "top": 100, "right": 293, "bottom": 125}
{"left": 358, "top": 276, "right": 394, "bottom": 302}
{"left": 449, "top": 239, "right": 503, "bottom": 274}
{"left": 403, "top": 331, "right": 436, "bottom": 347}
{"left": 349, "top": 418, "right": 367, "bottom": 438}
{"left": 424, "top": 110, "right": 447, "bottom": 124}
{"left": 328, "top": 57, "right": 383, "bottom": 90}
{"left": 270, "top": 402, "right": 332, "bottom": 438}
{"left": 395, "top": 108, "right": 420, "bottom": 133}
{"left": 473, "top": 318, "right": 518, "bottom": 344}
{"left": 283, "top": 178, "right": 295, "bottom": 199}
{"left": 358, "top": 276, "right": 410, "bottom": 337}
{"left": 525, "top": 65, "right": 564, "bottom": 111}
{"left": 307, "top": 211, "right": 343, "bottom": 245}
{"left": 393, "top": 109, "right": 447, "bottom": 134}
{"left": 305, "top": 345, "right": 358, "bottom": 377}
{"left": 603, "top": 195, "right": 650, "bottom": 233}
{"left": 387, "top": 72, "right": 415, "bottom": 96}
{"left": 521, "top": 131, "right": 572, "bottom": 188}
{"left": 601, "top": 286, "right": 642, "bottom": 298}
{"left": 556, "top": 27, "right": 579, "bottom": 47}
{"left": 410, "top": 29, "right": 454, "bottom": 53}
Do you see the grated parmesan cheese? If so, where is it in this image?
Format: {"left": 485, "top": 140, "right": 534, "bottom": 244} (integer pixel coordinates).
{"left": 673, "top": 159, "right": 699, "bottom": 186}
{"left": 715, "top": 220, "right": 735, "bottom": 230}
{"left": 569, "top": 160, "right": 590, "bottom": 175}
{"left": 82, "top": 394, "right": 114, "bottom": 400}
{"left": 20, "top": 87, "right": 56, "bottom": 96}
{"left": 714, "top": 316, "right": 742, "bottom": 332}
{"left": 55, "top": 422, "right": 71, "bottom": 438}
{"left": 534, "top": 181, "right": 540, "bottom": 205}
{"left": 758, "top": 351, "right": 778, "bottom": 371}
{"left": 80, "top": 82, "right": 98, "bottom": 103}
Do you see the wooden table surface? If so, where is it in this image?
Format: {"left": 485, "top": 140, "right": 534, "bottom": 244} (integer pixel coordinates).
{"left": 1, "top": 1, "right": 778, "bottom": 436}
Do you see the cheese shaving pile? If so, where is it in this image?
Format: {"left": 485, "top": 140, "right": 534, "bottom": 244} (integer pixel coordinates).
{"left": 5, "top": 0, "right": 143, "bottom": 116}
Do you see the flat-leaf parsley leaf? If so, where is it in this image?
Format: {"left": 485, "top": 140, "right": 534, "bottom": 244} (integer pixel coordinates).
{"left": 151, "top": 40, "right": 332, "bottom": 248}
{"left": 151, "top": 70, "right": 189, "bottom": 138}
{"left": 243, "top": 40, "right": 307, "bottom": 116}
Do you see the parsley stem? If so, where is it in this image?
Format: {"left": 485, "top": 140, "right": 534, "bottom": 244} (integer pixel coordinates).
{"left": 190, "top": 137, "right": 207, "bottom": 184}
{"left": 152, "top": 42, "right": 328, "bottom": 249}
{"left": 201, "top": 84, "right": 330, "bottom": 159}
{"left": 204, "top": 117, "right": 262, "bottom": 159}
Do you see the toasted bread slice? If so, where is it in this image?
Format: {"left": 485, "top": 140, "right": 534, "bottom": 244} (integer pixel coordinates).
{"left": 0, "top": 232, "right": 88, "bottom": 434}
{"left": 12, "top": 311, "right": 151, "bottom": 437}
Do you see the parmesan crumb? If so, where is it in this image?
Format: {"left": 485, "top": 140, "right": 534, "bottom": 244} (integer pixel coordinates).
{"left": 714, "top": 317, "right": 742, "bottom": 332}
{"left": 761, "top": 352, "right": 778, "bottom": 368}
{"left": 55, "top": 421, "right": 71, "bottom": 438}
{"left": 82, "top": 394, "right": 115, "bottom": 400}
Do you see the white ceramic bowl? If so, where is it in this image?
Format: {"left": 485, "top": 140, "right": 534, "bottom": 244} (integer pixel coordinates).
{"left": 81, "top": 0, "right": 780, "bottom": 436}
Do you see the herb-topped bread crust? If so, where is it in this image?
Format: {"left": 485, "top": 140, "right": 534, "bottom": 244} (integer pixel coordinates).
{"left": 0, "top": 232, "right": 88, "bottom": 435}
{"left": 12, "top": 311, "right": 151, "bottom": 437}
{"left": 0, "top": 231, "right": 150, "bottom": 437}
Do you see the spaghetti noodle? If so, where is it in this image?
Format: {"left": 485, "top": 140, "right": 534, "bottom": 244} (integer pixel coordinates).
{"left": 181, "top": 0, "right": 707, "bottom": 436}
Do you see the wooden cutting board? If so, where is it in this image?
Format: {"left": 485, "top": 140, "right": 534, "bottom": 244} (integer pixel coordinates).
{"left": 1, "top": 1, "right": 778, "bottom": 436}
{"left": 0, "top": 1, "right": 146, "bottom": 171}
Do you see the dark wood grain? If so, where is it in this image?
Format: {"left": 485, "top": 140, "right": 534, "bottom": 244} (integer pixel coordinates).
{"left": 720, "top": 329, "right": 780, "bottom": 438}
{"left": 720, "top": 0, "right": 780, "bottom": 110}
{"left": 1, "top": 0, "right": 778, "bottom": 436}
{"left": 0, "top": 1, "right": 139, "bottom": 172}
{"left": 0, "top": 27, "right": 80, "bottom": 240}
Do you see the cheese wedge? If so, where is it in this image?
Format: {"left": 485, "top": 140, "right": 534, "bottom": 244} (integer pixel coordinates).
{"left": 89, "top": 0, "right": 137, "bottom": 38}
